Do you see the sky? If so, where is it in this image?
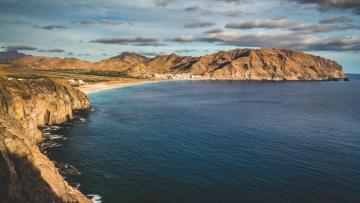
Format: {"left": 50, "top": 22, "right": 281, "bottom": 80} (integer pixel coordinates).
{"left": 0, "top": 0, "right": 359, "bottom": 73}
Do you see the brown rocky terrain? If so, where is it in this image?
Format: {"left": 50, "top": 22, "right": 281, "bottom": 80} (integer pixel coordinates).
{"left": 5, "top": 48, "right": 346, "bottom": 80}
{"left": 0, "top": 78, "right": 91, "bottom": 202}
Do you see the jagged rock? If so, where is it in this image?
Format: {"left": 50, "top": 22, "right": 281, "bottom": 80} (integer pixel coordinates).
{"left": 0, "top": 78, "right": 90, "bottom": 202}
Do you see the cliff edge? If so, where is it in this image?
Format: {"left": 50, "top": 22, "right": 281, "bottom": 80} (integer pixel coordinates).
{"left": 0, "top": 78, "right": 91, "bottom": 202}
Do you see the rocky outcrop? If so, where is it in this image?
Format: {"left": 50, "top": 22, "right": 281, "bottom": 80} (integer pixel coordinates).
{"left": 7, "top": 48, "right": 346, "bottom": 80}
{"left": 0, "top": 78, "right": 91, "bottom": 202}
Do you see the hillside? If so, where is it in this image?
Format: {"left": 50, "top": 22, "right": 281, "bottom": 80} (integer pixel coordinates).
{"left": 6, "top": 48, "right": 346, "bottom": 80}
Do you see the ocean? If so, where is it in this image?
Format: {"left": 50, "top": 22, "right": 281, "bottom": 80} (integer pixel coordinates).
{"left": 46, "top": 74, "right": 360, "bottom": 203}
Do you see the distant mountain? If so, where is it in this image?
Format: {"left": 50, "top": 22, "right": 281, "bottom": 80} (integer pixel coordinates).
{"left": 109, "top": 52, "right": 148, "bottom": 60}
{"left": 0, "top": 50, "right": 26, "bottom": 63}
{"left": 6, "top": 48, "right": 346, "bottom": 80}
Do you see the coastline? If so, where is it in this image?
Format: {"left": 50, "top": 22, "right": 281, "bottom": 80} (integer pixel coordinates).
{"left": 77, "top": 76, "right": 351, "bottom": 95}
{"left": 77, "top": 79, "right": 166, "bottom": 94}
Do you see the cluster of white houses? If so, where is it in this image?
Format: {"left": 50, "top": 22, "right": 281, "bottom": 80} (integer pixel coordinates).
{"left": 154, "top": 73, "right": 208, "bottom": 80}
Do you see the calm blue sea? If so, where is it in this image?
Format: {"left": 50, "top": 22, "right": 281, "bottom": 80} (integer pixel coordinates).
{"left": 48, "top": 75, "right": 360, "bottom": 203}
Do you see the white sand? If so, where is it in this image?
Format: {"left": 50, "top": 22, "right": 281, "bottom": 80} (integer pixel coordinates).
{"left": 78, "top": 80, "right": 165, "bottom": 94}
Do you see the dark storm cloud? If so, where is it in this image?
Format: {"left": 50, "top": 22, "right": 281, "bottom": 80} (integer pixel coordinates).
{"left": 288, "top": 0, "right": 360, "bottom": 14}
{"left": 33, "top": 24, "right": 66, "bottom": 30}
{"left": 90, "top": 37, "right": 165, "bottom": 46}
{"left": 2, "top": 45, "right": 37, "bottom": 51}
{"left": 225, "top": 17, "right": 295, "bottom": 29}
{"left": 184, "top": 21, "right": 215, "bottom": 28}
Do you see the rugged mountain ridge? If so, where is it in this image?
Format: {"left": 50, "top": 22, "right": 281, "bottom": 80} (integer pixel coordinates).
{"left": 0, "top": 78, "right": 91, "bottom": 202}
{"left": 7, "top": 48, "right": 346, "bottom": 80}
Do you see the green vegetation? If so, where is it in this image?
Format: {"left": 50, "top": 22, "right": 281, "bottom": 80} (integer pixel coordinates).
{"left": 44, "top": 69, "right": 133, "bottom": 78}
{"left": 82, "top": 79, "right": 109, "bottom": 83}
{"left": 6, "top": 74, "right": 47, "bottom": 79}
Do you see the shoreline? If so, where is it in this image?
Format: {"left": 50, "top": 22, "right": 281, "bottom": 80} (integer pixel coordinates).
{"left": 77, "top": 76, "right": 351, "bottom": 95}
{"left": 77, "top": 79, "right": 167, "bottom": 94}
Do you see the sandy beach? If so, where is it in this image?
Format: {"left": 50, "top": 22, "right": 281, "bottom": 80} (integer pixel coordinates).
{"left": 78, "top": 79, "right": 165, "bottom": 94}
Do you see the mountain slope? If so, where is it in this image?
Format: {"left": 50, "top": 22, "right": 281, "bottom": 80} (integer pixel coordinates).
{"left": 7, "top": 48, "right": 346, "bottom": 80}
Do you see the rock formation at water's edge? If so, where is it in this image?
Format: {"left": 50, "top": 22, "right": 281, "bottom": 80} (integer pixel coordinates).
{"left": 0, "top": 78, "right": 91, "bottom": 202}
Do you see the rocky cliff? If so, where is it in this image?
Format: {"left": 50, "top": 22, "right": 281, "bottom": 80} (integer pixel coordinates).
{"left": 0, "top": 78, "right": 91, "bottom": 202}
{"left": 7, "top": 48, "right": 346, "bottom": 80}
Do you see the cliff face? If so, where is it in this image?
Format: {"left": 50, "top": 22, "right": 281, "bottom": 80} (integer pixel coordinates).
{"left": 0, "top": 78, "right": 91, "bottom": 202}
{"left": 7, "top": 48, "right": 346, "bottom": 80}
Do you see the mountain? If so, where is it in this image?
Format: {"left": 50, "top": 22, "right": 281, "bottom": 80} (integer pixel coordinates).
{"left": 0, "top": 51, "right": 26, "bottom": 63}
{"left": 6, "top": 48, "right": 346, "bottom": 80}
{"left": 8, "top": 55, "right": 94, "bottom": 70}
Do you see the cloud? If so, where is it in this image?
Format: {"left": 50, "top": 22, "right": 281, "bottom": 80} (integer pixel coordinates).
{"left": 2, "top": 45, "right": 37, "bottom": 51}
{"left": 225, "top": 17, "right": 295, "bottom": 29}
{"left": 170, "top": 35, "right": 194, "bottom": 42}
{"left": 183, "top": 6, "right": 201, "bottom": 12}
{"left": 216, "top": 0, "right": 246, "bottom": 3}
{"left": 155, "top": 0, "right": 174, "bottom": 7}
{"left": 38, "top": 49, "right": 65, "bottom": 53}
{"left": 204, "top": 28, "right": 224, "bottom": 34}
{"left": 90, "top": 36, "right": 165, "bottom": 46}
{"left": 72, "top": 19, "right": 134, "bottom": 26}
{"left": 170, "top": 30, "right": 360, "bottom": 51}
{"left": 175, "top": 49, "right": 197, "bottom": 53}
{"left": 184, "top": 21, "right": 215, "bottom": 28}
{"left": 100, "top": 19, "right": 134, "bottom": 25}
{"left": 288, "top": 0, "right": 360, "bottom": 14}
{"left": 194, "top": 32, "right": 360, "bottom": 51}
{"left": 223, "top": 10, "right": 244, "bottom": 17}
{"left": 289, "top": 23, "right": 351, "bottom": 33}
{"left": 78, "top": 53, "right": 91, "bottom": 56}
{"left": 225, "top": 17, "right": 357, "bottom": 33}
{"left": 33, "top": 24, "right": 66, "bottom": 30}
{"left": 319, "top": 16, "right": 353, "bottom": 24}
{"left": 71, "top": 20, "right": 96, "bottom": 25}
